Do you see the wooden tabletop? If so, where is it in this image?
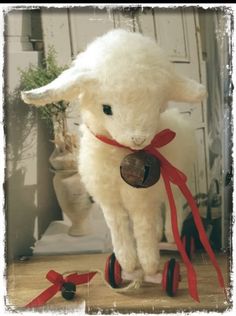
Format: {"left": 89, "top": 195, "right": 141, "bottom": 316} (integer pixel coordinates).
{"left": 7, "top": 252, "right": 231, "bottom": 314}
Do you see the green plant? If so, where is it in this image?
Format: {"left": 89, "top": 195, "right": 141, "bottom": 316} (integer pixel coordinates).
{"left": 19, "top": 47, "right": 69, "bottom": 135}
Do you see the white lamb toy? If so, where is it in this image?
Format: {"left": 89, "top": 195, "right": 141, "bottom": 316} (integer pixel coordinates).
{"left": 21, "top": 29, "right": 206, "bottom": 278}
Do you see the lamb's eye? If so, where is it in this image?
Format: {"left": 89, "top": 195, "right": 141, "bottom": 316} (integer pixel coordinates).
{"left": 102, "top": 104, "right": 113, "bottom": 116}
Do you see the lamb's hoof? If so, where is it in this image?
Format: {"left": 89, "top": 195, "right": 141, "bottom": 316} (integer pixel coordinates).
{"left": 144, "top": 272, "right": 162, "bottom": 284}
{"left": 121, "top": 269, "right": 144, "bottom": 282}
{"left": 140, "top": 257, "right": 160, "bottom": 276}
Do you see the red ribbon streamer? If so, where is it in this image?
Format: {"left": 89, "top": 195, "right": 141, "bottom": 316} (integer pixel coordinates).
{"left": 25, "top": 270, "right": 96, "bottom": 308}
{"left": 95, "top": 128, "right": 226, "bottom": 302}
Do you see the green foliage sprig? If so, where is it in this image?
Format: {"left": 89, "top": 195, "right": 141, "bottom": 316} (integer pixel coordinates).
{"left": 19, "top": 47, "right": 69, "bottom": 135}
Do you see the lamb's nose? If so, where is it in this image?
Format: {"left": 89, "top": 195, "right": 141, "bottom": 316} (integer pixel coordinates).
{"left": 132, "top": 136, "right": 146, "bottom": 146}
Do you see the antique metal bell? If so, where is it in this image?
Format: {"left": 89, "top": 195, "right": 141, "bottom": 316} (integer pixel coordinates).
{"left": 120, "top": 151, "right": 161, "bottom": 188}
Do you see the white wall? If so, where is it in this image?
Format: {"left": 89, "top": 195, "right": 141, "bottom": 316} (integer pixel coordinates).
{"left": 5, "top": 9, "right": 61, "bottom": 261}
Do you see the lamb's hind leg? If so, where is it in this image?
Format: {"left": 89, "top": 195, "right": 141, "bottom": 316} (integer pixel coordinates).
{"left": 101, "top": 202, "right": 140, "bottom": 273}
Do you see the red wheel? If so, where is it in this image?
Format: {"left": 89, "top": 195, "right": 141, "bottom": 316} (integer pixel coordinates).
{"left": 162, "top": 258, "right": 180, "bottom": 297}
{"left": 114, "top": 256, "right": 122, "bottom": 286}
{"left": 162, "top": 261, "right": 169, "bottom": 291}
{"left": 105, "top": 254, "right": 111, "bottom": 284}
{"left": 182, "top": 235, "right": 195, "bottom": 261}
{"left": 171, "top": 260, "right": 180, "bottom": 295}
{"left": 105, "top": 253, "right": 122, "bottom": 288}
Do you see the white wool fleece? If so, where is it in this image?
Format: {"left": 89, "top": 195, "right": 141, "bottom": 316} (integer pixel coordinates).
{"left": 21, "top": 29, "right": 207, "bottom": 276}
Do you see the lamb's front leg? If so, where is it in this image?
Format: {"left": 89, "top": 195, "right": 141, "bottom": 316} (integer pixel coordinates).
{"left": 127, "top": 202, "right": 163, "bottom": 275}
{"left": 101, "top": 203, "right": 140, "bottom": 273}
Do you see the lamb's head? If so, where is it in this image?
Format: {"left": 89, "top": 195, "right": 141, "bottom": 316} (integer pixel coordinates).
{"left": 21, "top": 29, "right": 206, "bottom": 150}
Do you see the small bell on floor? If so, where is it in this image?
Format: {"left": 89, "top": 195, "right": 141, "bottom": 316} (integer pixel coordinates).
{"left": 61, "top": 282, "right": 76, "bottom": 300}
{"left": 120, "top": 151, "right": 161, "bottom": 188}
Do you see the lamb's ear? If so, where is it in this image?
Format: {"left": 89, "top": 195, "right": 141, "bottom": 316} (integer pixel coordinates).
{"left": 21, "top": 66, "right": 96, "bottom": 106}
{"left": 169, "top": 74, "right": 207, "bottom": 103}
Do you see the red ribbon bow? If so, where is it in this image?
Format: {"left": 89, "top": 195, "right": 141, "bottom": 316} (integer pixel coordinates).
{"left": 96, "top": 129, "right": 226, "bottom": 302}
{"left": 25, "top": 270, "right": 96, "bottom": 308}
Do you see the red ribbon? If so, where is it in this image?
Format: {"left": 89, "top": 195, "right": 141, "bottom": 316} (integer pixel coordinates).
{"left": 95, "top": 129, "right": 226, "bottom": 302}
{"left": 25, "top": 270, "right": 96, "bottom": 308}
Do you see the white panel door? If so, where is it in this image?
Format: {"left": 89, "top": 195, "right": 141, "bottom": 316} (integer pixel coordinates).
{"left": 135, "top": 7, "right": 209, "bottom": 195}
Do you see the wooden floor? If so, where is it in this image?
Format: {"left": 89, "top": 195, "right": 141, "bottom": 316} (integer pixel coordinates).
{"left": 6, "top": 251, "right": 231, "bottom": 314}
